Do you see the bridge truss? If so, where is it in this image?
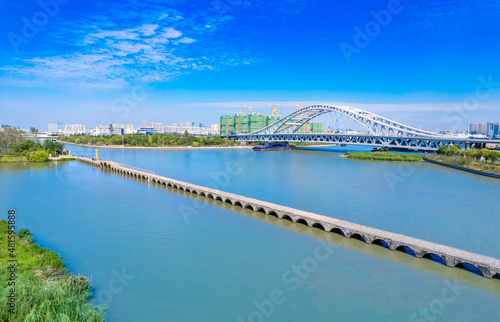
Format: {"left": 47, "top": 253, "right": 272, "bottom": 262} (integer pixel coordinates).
{"left": 231, "top": 105, "right": 499, "bottom": 151}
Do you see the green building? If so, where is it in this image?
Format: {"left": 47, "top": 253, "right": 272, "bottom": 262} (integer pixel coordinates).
{"left": 220, "top": 113, "right": 323, "bottom": 135}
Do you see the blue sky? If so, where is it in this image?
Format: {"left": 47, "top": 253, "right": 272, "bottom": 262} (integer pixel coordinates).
{"left": 1, "top": 0, "right": 499, "bottom": 130}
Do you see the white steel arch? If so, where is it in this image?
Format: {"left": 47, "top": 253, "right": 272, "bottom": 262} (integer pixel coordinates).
{"left": 252, "top": 105, "right": 441, "bottom": 138}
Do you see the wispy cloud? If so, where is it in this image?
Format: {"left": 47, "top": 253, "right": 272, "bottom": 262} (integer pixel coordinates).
{"left": 1, "top": 1, "right": 253, "bottom": 88}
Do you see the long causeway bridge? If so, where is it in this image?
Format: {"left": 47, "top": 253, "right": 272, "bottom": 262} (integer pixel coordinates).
{"left": 77, "top": 157, "right": 500, "bottom": 279}
{"left": 229, "top": 105, "right": 500, "bottom": 151}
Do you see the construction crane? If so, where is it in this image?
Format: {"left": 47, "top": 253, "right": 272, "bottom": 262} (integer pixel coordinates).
{"left": 217, "top": 110, "right": 243, "bottom": 115}
{"left": 265, "top": 103, "right": 280, "bottom": 117}
{"left": 233, "top": 105, "right": 255, "bottom": 114}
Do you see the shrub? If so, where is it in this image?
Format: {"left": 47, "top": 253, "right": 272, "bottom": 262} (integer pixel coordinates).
{"left": 27, "top": 150, "right": 49, "bottom": 162}
{"left": 17, "top": 228, "right": 34, "bottom": 242}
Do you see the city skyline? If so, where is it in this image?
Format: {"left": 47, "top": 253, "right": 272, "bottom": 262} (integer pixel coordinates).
{"left": 1, "top": 1, "right": 499, "bottom": 130}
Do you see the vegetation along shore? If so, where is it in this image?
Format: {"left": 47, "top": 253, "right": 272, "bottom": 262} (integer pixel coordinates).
{"left": 0, "top": 220, "right": 105, "bottom": 320}
{"left": 58, "top": 132, "right": 238, "bottom": 148}
{"left": 424, "top": 145, "right": 500, "bottom": 175}
{"left": 344, "top": 151, "right": 423, "bottom": 162}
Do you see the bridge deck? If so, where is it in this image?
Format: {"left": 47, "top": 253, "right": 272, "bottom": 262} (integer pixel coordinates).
{"left": 77, "top": 157, "right": 500, "bottom": 279}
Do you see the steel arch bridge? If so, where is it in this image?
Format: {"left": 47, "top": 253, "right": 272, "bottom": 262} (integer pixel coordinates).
{"left": 231, "top": 105, "right": 499, "bottom": 151}
{"left": 253, "top": 104, "right": 438, "bottom": 137}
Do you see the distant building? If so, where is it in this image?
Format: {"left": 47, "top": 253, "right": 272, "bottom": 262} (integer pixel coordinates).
{"left": 142, "top": 121, "right": 148, "bottom": 128}
{"left": 149, "top": 122, "right": 155, "bottom": 128}
{"left": 219, "top": 113, "right": 323, "bottom": 135}
{"left": 90, "top": 125, "right": 112, "bottom": 136}
{"left": 487, "top": 122, "right": 499, "bottom": 138}
{"left": 48, "top": 121, "right": 57, "bottom": 133}
{"left": 47, "top": 121, "right": 65, "bottom": 133}
{"left": 63, "top": 124, "right": 88, "bottom": 135}
{"left": 57, "top": 121, "right": 64, "bottom": 132}
{"left": 211, "top": 124, "right": 220, "bottom": 135}
{"left": 125, "top": 124, "right": 135, "bottom": 134}
{"left": 478, "top": 123, "right": 488, "bottom": 135}
{"left": 136, "top": 127, "right": 156, "bottom": 135}
{"left": 469, "top": 123, "right": 478, "bottom": 135}
{"left": 110, "top": 124, "right": 124, "bottom": 135}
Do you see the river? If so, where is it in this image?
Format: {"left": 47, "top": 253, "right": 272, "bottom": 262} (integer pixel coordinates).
{"left": 1, "top": 144, "right": 499, "bottom": 321}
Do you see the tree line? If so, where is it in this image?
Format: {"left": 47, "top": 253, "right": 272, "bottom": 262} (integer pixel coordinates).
{"left": 437, "top": 145, "right": 500, "bottom": 163}
{"left": 0, "top": 126, "right": 64, "bottom": 162}
{"left": 59, "top": 132, "right": 236, "bottom": 147}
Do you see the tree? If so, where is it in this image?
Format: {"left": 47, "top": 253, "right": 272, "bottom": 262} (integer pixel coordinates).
{"left": 27, "top": 150, "right": 49, "bottom": 162}
{"left": 437, "top": 145, "right": 450, "bottom": 155}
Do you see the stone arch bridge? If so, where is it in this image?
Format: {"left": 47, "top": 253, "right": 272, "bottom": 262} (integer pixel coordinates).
{"left": 78, "top": 157, "right": 500, "bottom": 279}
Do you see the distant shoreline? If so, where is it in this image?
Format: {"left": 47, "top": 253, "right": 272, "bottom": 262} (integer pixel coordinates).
{"left": 58, "top": 141, "right": 252, "bottom": 150}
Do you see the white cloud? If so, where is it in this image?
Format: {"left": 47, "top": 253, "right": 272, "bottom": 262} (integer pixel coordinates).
{"left": 0, "top": 5, "right": 253, "bottom": 88}
{"left": 90, "top": 30, "right": 139, "bottom": 40}
{"left": 138, "top": 24, "right": 159, "bottom": 36}
{"left": 161, "top": 27, "right": 182, "bottom": 39}
{"left": 176, "top": 37, "right": 196, "bottom": 44}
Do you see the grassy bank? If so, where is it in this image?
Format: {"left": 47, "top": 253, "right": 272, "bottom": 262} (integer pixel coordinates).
{"left": 344, "top": 151, "right": 423, "bottom": 162}
{"left": 0, "top": 156, "right": 27, "bottom": 163}
{"left": 0, "top": 220, "right": 105, "bottom": 321}
{"left": 424, "top": 154, "right": 500, "bottom": 175}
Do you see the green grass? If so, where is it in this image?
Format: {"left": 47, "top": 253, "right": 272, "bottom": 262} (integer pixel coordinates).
{"left": 0, "top": 220, "right": 106, "bottom": 321}
{"left": 344, "top": 151, "right": 423, "bottom": 162}
{"left": 50, "top": 158, "right": 76, "bottom": 161}
{"left": 0, "top": 156, "right": 27, "bottom": 163}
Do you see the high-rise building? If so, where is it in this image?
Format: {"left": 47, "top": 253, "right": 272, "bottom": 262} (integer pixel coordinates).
{"left": 142, "top": 121, "right": 148, "bottom": 128}
{"left": 469, "top": 123, "right": 478, "bottom": 135}
{"left": 185, "top": 122, "right": 191, "bottom": 127}
{"left": 478, "top": 123, "right": 488, "bottom": 135}
{"left": 57, "top": 121, "right": 64, "bottom": 132}
{"left": 149, "top": 122, "right": 155, "bottom": 128}
{"left": 47, "top": 121, "right": 57, "bottom": 133}
{"left": 487, "top": 122, "right": 499, "bottom": 137}
{"left": 219, "top": 113, "right": 324, "bottom": 135}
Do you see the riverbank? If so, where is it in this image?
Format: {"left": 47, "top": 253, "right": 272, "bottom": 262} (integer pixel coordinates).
{"left": 424, "top": 157, "right": 500, "bottom": 178}
{"left": 59, "top": 141, "right": 252, "bottom": 150}
{"left": 344, "top": 151, "right": 423, "bottom": 162}
{"left": 0, "top": 220, "right": 105, "bottom": 320}
{"left": 0, "top": 155, "right": 76, "bottom": 163}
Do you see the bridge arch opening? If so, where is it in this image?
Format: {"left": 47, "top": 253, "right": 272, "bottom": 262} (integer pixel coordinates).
{"left": 395, "top": 245, "right": 416, "bottom": 257}
{"left": 330, "top": 227, "right": 345, "bottom": 236}
{"left": 351, "top": 233, "right": 366, "bottom": 243}
{"left": 455, "top": 263, "right": 484, "bottom": 277}
{"left": 422, "top": 253, "right": 447, "bottom": 266}
{"left": 244, "top": 204, "right": 253, "bottom": 210}
{"left": 295, "top": 218, "right": 309, "bottom": 226}
{"left": 207, "top": 193, "right": 214, "bottom": 199}
{"left": 256, "top": 207, "right": 266, "bottom": 214}
{"left": 311, "top": 223, "right": 325, "bottom": 231}
{"left": 372, "top": 239, "right": 390, "bottom": 249}
{"left": 282, "top": 215, "right": 293, "bottom": 221}
{"left": 215, "top": 196, "right": 223, "bottom": 201}
{"left": 493, "top": 273, "right": 500, "bottom": 280}
{"left": 224, "top": 199, "right": 233, "bottom": 204}
{"left": 268, "top": 211, "right": 279, "bottom": 218}
{"left": 234, "top": 201, "right": 243, "bottom": 207}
